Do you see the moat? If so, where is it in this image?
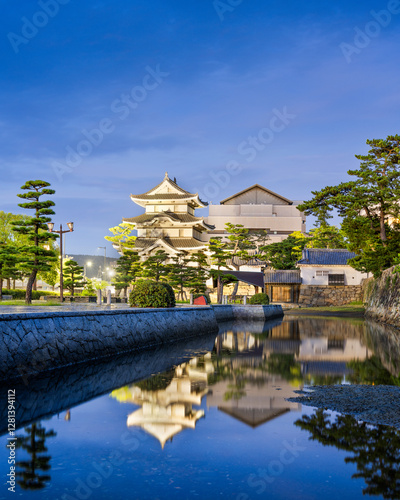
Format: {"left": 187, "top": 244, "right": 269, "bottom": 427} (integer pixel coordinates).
{"left": 1, "top": 315, "right": 400, "bottom": 500}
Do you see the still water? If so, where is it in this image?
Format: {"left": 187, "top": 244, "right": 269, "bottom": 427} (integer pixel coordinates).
{"left": 1, "top": 316, "right": 400, "bottom": 500}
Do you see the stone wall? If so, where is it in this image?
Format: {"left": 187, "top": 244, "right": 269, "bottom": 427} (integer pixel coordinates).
{"left": 298, "top": 285, "right": 363, "bottom": 307}
{"left": 212, "top": 304, "right": 283, "bottom": 322}
{"left": 364, "top": 266, "right": 400, "bottom": 328}
{"left": 0, "top": 307, "right": 218, "bottom": 381}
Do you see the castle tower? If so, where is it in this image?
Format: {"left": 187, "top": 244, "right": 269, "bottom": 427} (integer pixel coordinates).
{"left": 123, "top": 173, "right": 214, "bottom": 257}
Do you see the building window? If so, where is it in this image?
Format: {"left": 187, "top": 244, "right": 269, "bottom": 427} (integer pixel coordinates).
{"left": 328, "top": 274, "right": 345, "bottom": 285}
{"left": 316, "top": 270, "right": 330, "bottom": 276}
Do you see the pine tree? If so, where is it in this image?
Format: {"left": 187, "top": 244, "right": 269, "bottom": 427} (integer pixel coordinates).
{"left": 209, "top": 238, "right": 231, "bottom": 303}
{"left": 298, "top": 135, "right": 400, "bottom": 276}
{"left": 63, "top": 260, "right": 86, "bottom": 297}
{"left": 141, "top": 250, "right": 169, "bottom": 281}
{"left": 187, "top": 251, "right": 210, "bottom": 295}
{"left": 11, "top": 181, "right": 58, "bottom": 304}
{"left": 167, "top": 254, "right": 193, "bottom": 301}
{"left": 113, "top": 250, "right": 141, "bottom": 297}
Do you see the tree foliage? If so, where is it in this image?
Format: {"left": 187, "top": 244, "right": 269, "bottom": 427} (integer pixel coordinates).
{"left": 112, "top": 250, "right": 141, "bottom": 296}
{"left": 11, "top": 181, "right": 58, "bottom": 303}
{"left": 105, "top": 222, "right": 136, "bottom": 253}
{"left": 63, "top": 260, "right": 86, "bottom": 296}
{"left": 261, "top": 233, "right": 308, "bottom": 270}
{"left": 298, "top": 135, "right": 400, "bottom": 276}
{"left": 296, "top": 409, "right": 400, "bottom": 499}
{"left": 141, "top": 250, "right": 169, "bottom": 282}
{"left": 306, "top": 224, "right": 347, "bottom": 249}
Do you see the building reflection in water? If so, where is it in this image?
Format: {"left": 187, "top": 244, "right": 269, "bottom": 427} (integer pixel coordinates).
{"left": 112, "top": 358, "right": 213, "bottom": 448}
{"left": 112, "top": 317, "right": 373, "bottom": 446}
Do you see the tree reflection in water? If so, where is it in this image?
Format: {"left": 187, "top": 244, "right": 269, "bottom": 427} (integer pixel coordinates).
{"left": 15, "top": 422, "right": 56, "bottom": 491}
{"left": 295, "top": 409, "right": 400, "bottom": 499}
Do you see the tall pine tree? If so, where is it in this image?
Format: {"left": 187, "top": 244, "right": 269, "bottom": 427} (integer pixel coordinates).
{"left": 11, "top": 181, "right": 58, "bottom": 304}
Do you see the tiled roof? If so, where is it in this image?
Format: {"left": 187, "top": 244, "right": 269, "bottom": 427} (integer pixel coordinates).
{"left": 226, "top": 255, "right": 267, "bottom": 267}
{"left": 134, "top": 237, "right": 205, "bottom": 250}
{"left": 221, "top": 270, "right": 265, "bottom": 288}
{"left": 297, "top": 248, "right": 356, "bottom": 266}
{"left": 123, "top": 211, "right": 211, "bottom": 225}
{"left": 264, "top": 270, "right": 302, "bottom": 284}
{"left": 130, "top": 193, "right": 197, "bottom": 200}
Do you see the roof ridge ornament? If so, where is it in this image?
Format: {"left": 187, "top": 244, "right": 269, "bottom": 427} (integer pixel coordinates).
{"left": 164, "top": 171, "right": 169, "bottom": 179}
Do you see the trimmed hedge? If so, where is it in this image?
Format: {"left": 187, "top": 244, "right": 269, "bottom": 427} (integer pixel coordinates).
{"left": 1, "top": 289, "right": 58, "bottom": 300}
{"left": 129, "top": 280, "right": 175, "bottom": 308}
{"left": 249, "top": 293, "right": 270, "bottom": 305}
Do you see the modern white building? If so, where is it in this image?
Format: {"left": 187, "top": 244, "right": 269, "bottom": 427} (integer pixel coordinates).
{"left": 205, "top": 184, "right": 306, "bottom": 243}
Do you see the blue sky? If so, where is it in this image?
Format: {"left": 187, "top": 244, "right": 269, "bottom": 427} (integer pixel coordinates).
{"left": 1, "top": 0, "right": 399, "bottom": 255}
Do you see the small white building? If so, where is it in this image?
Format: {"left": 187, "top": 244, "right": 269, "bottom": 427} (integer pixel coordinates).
{"left": 297, "top": 248, "right": 369, "bottom": 285}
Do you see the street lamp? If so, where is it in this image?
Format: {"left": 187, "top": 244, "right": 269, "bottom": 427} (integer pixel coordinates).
{"left": 84, "top": 260, "right": 92, "bottom": 277}
{"left": 47, "top": 222, "right": 74, "bottom": 302}
{"left": 97, "top": 246, "right": 106, "bottom": 278}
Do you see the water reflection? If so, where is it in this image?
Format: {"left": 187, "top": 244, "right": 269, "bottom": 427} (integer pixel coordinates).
{"left": 111, "top": 317, "right": 376, "bottom": 443}
{"left": 112, "top": 359, "right": 211, "bottom": 448}
{"left": 15, "top": 422, "right": 56, "bottom": 491}
{"left": 295, "top": 409, "right": 400, "bottom": 500}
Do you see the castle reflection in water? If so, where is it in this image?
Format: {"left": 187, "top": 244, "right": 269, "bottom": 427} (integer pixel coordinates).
{"left": 112, "top": 317, "right": 372, "bottom": 447}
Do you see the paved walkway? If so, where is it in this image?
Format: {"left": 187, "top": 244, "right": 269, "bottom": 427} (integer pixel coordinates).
{"left": 0, "top": 303, "right": 133, "bottom": 315}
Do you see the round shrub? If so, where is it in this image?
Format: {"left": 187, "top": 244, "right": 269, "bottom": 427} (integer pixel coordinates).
{"left": 129, "top": 280, "right": 175, "bottom": 308}
{"left": 249, "top": 293, "right": 270, "bottom": 305}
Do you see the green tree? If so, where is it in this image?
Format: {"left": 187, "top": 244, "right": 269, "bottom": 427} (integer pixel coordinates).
{"left": 63, "top": 260, "right": 86, "bottom": 297}
{"left": 0, "top": 211, "right": 30, "bottom": 246}
{"left": 38, "top": 259, "right": 59, "bottom": 291}
{"left": 306, "top": 224, "right": 347, "bottom": 249}
{"left": 0, "top": 243, "right": 21, "bottom": 299}
{"left": 166, "top": 254, "right": 193, "bottom": 301}
{"left": 208, "top": 238, "right": 231, "bottom": 303}
{"left": 11, "top": 181, "right": 58, "bottom": 304}
{"left": 224, "top": 223, "right": 269, "bottom": 298}
{"left": 261, "top": 233, "right": 308, "bottom": 270}
{"left": 141, "top": 250, "right": 169, "bottom": 282}
{"left": 298, "top": 135, "right": 400, "bottom": 276}
{"left": 113, "top": 250, "right": 141, "bottom": 297}
{"left": 15, "top": 422, "right": 56, "bottom": 491}
{"left": 186, "top": 251, "right": 210, "bottom": 295}
{"left": 105, "top": 222, "right": 136, "bottom": 253}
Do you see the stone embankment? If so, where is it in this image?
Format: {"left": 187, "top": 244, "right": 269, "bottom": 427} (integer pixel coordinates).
{"left": 0, "top": 304, "right": 283, "bottom": 380}
{"left": 298, "top": 285, "right": 362, "bottom": 307}
{"left": 364, "top": 266, "right": 400, "bottom": 328}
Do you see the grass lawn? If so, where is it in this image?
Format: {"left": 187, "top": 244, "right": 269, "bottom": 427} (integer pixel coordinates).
{"left": 285, "top": 302, "right": 365, "bottom": 317}
{"left": 0, "top": 300, "right": 63, "bottom": 306}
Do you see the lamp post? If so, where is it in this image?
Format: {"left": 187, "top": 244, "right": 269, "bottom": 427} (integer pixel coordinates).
{"left": 84, "top": 260, "right": 92, "bottom": 277}
{"left": 47, "top": 222, "right": 74, "bottom": 302}
{"left": 97, "top": 246, "right": 106, "bottom": 279}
